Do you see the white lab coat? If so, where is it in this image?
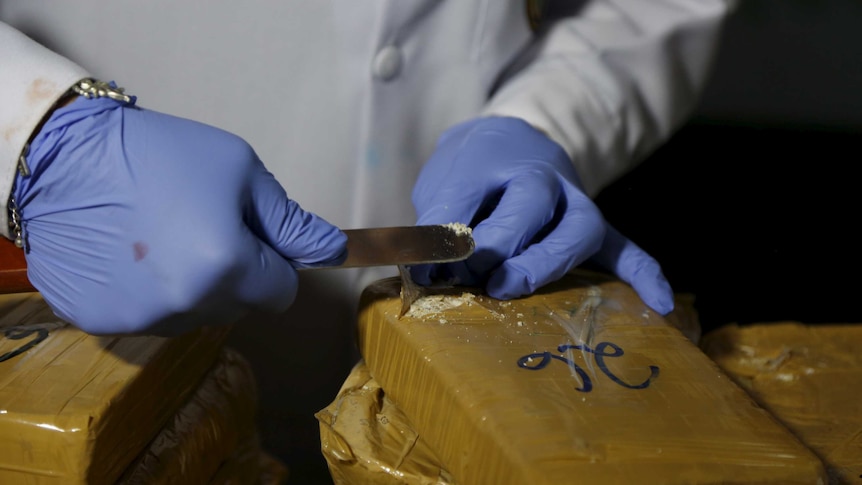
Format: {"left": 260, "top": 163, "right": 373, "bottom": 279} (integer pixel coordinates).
{"left": 0, "top": 0, "right": 735, "bottom": 471}
{"left": 1, "top": 0, "right": 734, "bottom": 243}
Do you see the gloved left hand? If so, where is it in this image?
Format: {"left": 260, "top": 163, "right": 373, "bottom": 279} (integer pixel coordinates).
{"left": 411, "top": 116, "right": 674, "bottom": 315}
{"left": 13, "top": 90, "right": 346, "bottom": 336}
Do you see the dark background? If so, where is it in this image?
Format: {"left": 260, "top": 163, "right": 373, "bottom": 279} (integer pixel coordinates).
{"left": 596, "top": 0, "right": 862, "bottom": 335}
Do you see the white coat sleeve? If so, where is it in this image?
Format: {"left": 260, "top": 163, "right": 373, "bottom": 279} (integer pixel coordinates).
{"left": 0, "top": 22, "right": 90, "bottom": 239}
{"left": 482, "top": 0, "right": 737, "bottom": 197}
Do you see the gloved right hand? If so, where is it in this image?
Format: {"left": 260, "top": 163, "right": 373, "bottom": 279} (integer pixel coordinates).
{"left": 410, "top": 117, "right": 674, "bottom": 315}
{"left": 12, "top": 90, "right": 346, "bottom": 336}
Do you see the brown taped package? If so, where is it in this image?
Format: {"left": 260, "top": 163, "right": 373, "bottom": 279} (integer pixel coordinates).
{"left": 0, "top": 292, "right": 230, "bottom": 484}
{"left": 317, "top": 360, "right": 455, "bottom": 485}
{"left": 253, "top": 453, "right": 290, "bottom": 485}
{"left": 207, "top": 445, "right": 289, "bottom": 485}
{"left": 118, "top": 346, "right": 289, "bottom": 484}
{"left": 701, "top": 322, "right": 862, "bottom": 484}
{"left": 355, "top": 270, "right": 828, "bottom": 484}
{"left": 118, "top": 347, "right": 262, "bottom": 484}
{"left": 317, "top": 294, "right": 702, "bottom": 484}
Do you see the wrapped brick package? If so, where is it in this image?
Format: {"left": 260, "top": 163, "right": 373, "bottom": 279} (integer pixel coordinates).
{"left": 118, "top": 347, "right": 261, "bottom": 485}
{"left": 354, "top": 270, "right": 828, "bottom": 485}
{"left": 204, "top": 435, "right": 266, "bottom": 485}
{"left": 702, "top": 322, "right": 862, "bottom": 484}
{"left": 317, "top": 294, "right": 700, "bottom": 484}
{"left": 206, "top": 450, "right": 289, "bottom": 485}
{"left": 253, "top": 453, "right": 290, "bottom": 485}
{"left": 0, "top": 292, "right": 230, "bottom": 484}
{"left": 317, "top": 360, "right": 454, "bottom": 485}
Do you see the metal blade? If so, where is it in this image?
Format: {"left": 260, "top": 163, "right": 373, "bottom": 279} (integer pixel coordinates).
{"left": 296, "top": 224, "right": 474, "bottom": 270}
{"left": 0, "top": 224, "right": 475, "bottom": 294}
{"left": 398, "top": 264, "right": 423, "bottom": 317}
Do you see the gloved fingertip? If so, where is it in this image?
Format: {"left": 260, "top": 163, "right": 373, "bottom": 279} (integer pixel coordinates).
{"left": 288, "top": 220, "right": 348, "bottom": 265}
{"left": 280, "top": 284, "right": 299, "bottom": 311}
{"left": 307, "top": 247, "right": 347, "bottom": 268}
{"left": 485, "top": 267, "right": 534, "bottom": 301}
{"left": 632, "top": 271, "right": 675, "bottom": 316}
{"left": 645, "top": 291, "right": 675, "bottom": 316}
{"left": 320, "top": 226, "right": 349, "bottom": 260}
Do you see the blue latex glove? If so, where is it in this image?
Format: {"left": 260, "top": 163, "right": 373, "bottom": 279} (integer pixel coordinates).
{"left": 411, "top": 116, "right": 674, "bottom": 315}
{"left": 14, "top": 92, "right": 346, "bottom": 335}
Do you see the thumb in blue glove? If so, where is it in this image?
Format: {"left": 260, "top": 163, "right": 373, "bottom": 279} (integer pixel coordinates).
{"left": 410, "top": 116, "right": 674, "bottom": 315}
{"left": 14, "top": 89, "right": 346, "bottom": 335}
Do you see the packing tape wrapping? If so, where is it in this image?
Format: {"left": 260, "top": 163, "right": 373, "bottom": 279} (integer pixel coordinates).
{"left": 317, "top": 290, "right": 702, "bottom": 485}
{"left": 353, "top": 270, "right": 827, "bottom": 485}
{"left": 317, "top": 360, "right": 454, "bottom": 485}
{"left": 118, "top": 347, "right": 261, "bottom": 484}
{"left": 702, "top": 322, "right": 862, "bottom": 484}
{"left": 0, "top": 292, "right": 230, "bottom": 484}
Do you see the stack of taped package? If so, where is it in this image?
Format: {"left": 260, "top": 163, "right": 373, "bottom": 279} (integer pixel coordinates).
{"left": 317, "top": 270, "right": 830, "bottom": 484}
{"left": 0, "top": 292, "right": 288, "bottom": 484}
{"left": 702, "top": 322, "right": 862, "bottom": 483}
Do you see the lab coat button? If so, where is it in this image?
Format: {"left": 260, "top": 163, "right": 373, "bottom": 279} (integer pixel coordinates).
{"left": 372, "top": 46, "right": 402, "bottom": 81}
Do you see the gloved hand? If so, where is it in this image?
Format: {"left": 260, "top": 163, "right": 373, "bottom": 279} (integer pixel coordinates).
{"left": 13, "top": 91, "right": 346, "bottom": 335}
{"left": 411, "top": 116, "right": 674, "bottom": 315}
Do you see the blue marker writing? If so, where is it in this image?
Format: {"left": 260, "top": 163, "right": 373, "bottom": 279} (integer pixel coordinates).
{"left": 517, "top": 341, "right": 659, "bottom": 392}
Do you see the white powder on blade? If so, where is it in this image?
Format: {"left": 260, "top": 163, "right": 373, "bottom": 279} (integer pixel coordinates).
{"left": 443, "top": 222, "right": 472, "bottom": 236}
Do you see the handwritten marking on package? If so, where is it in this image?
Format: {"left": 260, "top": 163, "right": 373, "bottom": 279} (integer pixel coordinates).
{"left": 0, "top": 326, "right": 50, "bottom": 363}
{"left": 517, "top": 342, "right": 660, "bottom": 393}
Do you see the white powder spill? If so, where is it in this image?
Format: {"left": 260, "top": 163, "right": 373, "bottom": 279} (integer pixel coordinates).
{"left": 406, "top": 292, "right": 477, "bottom": 320}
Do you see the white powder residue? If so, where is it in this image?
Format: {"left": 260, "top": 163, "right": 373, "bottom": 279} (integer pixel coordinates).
{"left": 406, "top": 292, "right": 477, "bottom": 320}
{"left": 444, "top": 222, "right": 472, "bottom": 236}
